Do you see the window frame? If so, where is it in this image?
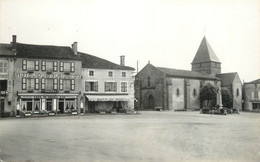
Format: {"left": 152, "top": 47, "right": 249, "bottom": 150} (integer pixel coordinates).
{"left": 107, "top": 71, "right": 114, "bottom": 78}
{"left": 121, "top": 71, "right": 126, "bottom": 78}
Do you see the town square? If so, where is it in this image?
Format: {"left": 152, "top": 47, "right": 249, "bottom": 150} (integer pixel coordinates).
{"left": 1, "top": 111, "right": 260, "bottom": 161}
{"left": 0, "top": 0, "right": 260, "bottom": 161}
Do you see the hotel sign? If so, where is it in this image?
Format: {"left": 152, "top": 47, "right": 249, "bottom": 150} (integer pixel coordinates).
{"left": 17, "top": 73, "right": 81, "bottom": 79}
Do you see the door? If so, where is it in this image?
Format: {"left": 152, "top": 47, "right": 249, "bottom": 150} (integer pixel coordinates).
{"left": 88, "top": 102, "right": 95, "bottom": 113}
{"left": 59, "top": 101, "right": 64, "bottom": 113}
{"left": 0, "top": 99, "right": 4, "bottom": 117}
{"left": 46, "top": 99, "right": 52, "bottom": 111}
{"left": 148, "top": 95, "right": 154, "bottom": 109}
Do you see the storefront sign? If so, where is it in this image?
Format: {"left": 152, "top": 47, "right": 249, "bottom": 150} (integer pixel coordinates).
{"left": 17, "top": 73, "right": 81, "bottom": 79}
{"left": 21, "top": 95, "right": 77, "bottom": 99}
{"left": 41, "top": 90, "right": 58, "bottom": 93}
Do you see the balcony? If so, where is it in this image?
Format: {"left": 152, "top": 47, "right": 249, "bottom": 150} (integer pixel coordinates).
{"left": 27, "top": 90, "right": 34, "bottom": 93}
{"left": 46, "top": 69, "right": 53, "bottom": 74}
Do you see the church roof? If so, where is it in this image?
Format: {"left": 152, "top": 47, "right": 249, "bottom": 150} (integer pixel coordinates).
{"left": 157, "top": 67, "right": 219, "bottom": 80}
{"left": 247, "top": 78, "right": 260, "bottom": 84}
{"left": 216, "top": 73, "right": 237, "bottom": 86}
{"left": 192, "top": 36, "right": 220, "bottom": 64}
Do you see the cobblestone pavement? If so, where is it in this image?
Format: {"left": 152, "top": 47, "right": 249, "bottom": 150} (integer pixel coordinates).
{"left": 0, "top": 111, "right": 260, "bottom": 162}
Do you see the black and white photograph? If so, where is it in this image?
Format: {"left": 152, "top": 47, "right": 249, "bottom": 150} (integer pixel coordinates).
{"left": 0, "top": 0, "right": 260, "bottom": 161}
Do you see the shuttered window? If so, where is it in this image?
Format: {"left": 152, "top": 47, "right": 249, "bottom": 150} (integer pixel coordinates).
{"left": 105, "top": 82, "right": 117, "bottom": 92}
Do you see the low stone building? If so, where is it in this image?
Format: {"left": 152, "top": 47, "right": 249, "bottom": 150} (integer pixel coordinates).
{"left": 216, "top": 73, "right": 242, "bottom": 109}
{"left": 244, "top": 79, "right": 260, "bottom": 111}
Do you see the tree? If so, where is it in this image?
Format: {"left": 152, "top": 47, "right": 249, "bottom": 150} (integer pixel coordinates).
{"left": 221, "top": 88, "right": 233, "bottom": 108}
{"left": 199, "top": 83, "right": 217, "bottom": 108}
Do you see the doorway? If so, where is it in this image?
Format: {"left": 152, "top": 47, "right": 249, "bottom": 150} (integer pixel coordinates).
{"left": 0, "top": 99, "right": 4, "bottom": 117}
{"left": 88, "top": 101, "right": 95, "bottom": 113}
{"left": 148, "top": 95, "right": 154, "bottom": 109}
{"left": 46, "top": 99, "right": 52, "bottom": 111}
{"left": 59, "top": 100, "right": 64, "bottom": 113}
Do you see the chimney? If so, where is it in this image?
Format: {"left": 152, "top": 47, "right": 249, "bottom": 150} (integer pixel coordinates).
{"left": 120, "top": 55, "right": 125, "bottom": 66}
{"left": 12, "top": 35, "right": 17, "bottom": 52}
{"left": 71, "top": 42, "right": 78, "bottom": 55}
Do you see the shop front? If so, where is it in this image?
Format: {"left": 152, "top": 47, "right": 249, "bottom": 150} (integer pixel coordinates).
{"left": 85, "top": 94, "right": 130, "bottom": 113}
{"left": 17, "top": 93, "right": 79, "bottom": 115}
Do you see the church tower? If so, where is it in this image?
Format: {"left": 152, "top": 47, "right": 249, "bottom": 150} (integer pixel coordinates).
{"left": 191, "top": 36, "right": 221, "bottom": 76}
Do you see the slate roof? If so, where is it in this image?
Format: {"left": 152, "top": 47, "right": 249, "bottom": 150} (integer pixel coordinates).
{"left": 157, "top": 67, "right": 219, "bottom": 80}
{"left": 192, "top": 36, "right": 220, "bottom": 64}
{"left": 0, "top": 44, "right": 15, "bottom": 56}
{"left": 15, "top": 43, "right": 82, "bottom": 60}
{"left": 216, "top": 73, "right": 237, "bottom": 86}
{"left": 247, "top": 78, "right": 260, "bottom": 84}
{"left": 79, "top": 52, "right": 135, "bottom": 70}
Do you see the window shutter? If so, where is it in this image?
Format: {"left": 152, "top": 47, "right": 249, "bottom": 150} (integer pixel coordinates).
{"left": 71, "top": 62, "right": 75, "bottom": 72}
{"left": 35, "top": 60, "right": 39, "bottom": 71}
{"left": 60, "top": 62, "right": 64, "bottom": 72}
{"left": 35, "top": 78, "right": 39, "bottom": 90}
{"left": 22, "top": 78, "right": 27, "bottom": 90}
{"left": 42, "top": 61, "right": 46, "bottom": 71}
{"left": 22, "top": 60, "right": 27, "bottom": 70}
{"left": 71, "top": 79, "right": 75, "bottom": 90}
{"left": 53, "top": 61, "right": 58, "bottom": 72}
{"left": 105, "top": 82, "right": 108, "bottom": 92}
{"left": 85, "top": 81, "right": 90, "bottom": 91}
{"left": 59, "top": 79, "right": 63, "bottom": 90}
{"left": 41, "top": 78, "right": 45, "bottom": 90}
{"left": 94, "top": 82, "right": 98, "bottom": 92}
{"left": 114, "top": 82, "right": 117, "bottom": 92}
{"left": 54, "top": 79, "right": 58, "bottom": 90}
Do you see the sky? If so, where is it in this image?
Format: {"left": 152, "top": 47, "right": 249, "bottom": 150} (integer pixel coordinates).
{"left": 0, "top": 0, "right": 259, "bottom": 82}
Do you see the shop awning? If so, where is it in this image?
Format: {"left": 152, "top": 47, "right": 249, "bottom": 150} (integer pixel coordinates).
{"left": 86, "top": 95, "right": 130, "bottom": 101}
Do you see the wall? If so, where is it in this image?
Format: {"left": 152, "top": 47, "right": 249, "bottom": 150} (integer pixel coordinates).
{"left": 189, "top": 79, "right": 201, "bottom": 109}
{"left": 232, "top": 75, "right": 242, "bottom": 109}
{"left": 244, "top": 83, "right": 260, "bottom": 111}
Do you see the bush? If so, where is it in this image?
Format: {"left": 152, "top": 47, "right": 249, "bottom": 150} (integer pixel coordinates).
{"left": 201, "top": 108, "right": 211, "bottom": 114}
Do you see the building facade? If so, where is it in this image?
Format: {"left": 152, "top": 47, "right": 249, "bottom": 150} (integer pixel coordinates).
{"left": 10, "top": 36, "right": 83, "bottom": 115}
{"left": 244, "top": 79, "right": 260, "bottom": 111}
{"left": 135, "top": 36, "right": 242, "bottom": 110}
{"left": 0, "top": 42, "right": 16, "bottom": 117}
{"left": 80, "top": 53, "right": 135, "bottom": 113}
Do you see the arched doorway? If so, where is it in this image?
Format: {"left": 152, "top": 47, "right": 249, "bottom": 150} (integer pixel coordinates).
{"left": 147, "top": 95, "right": 154, "bottom": 109}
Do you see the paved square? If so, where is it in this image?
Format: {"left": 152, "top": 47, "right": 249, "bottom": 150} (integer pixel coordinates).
{"left": 0, "top": 111, "right": 260, "bottom": 161}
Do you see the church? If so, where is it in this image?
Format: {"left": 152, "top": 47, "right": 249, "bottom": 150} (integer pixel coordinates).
{"left": 135, "top": 37, "right": 242, "bottom": 110}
